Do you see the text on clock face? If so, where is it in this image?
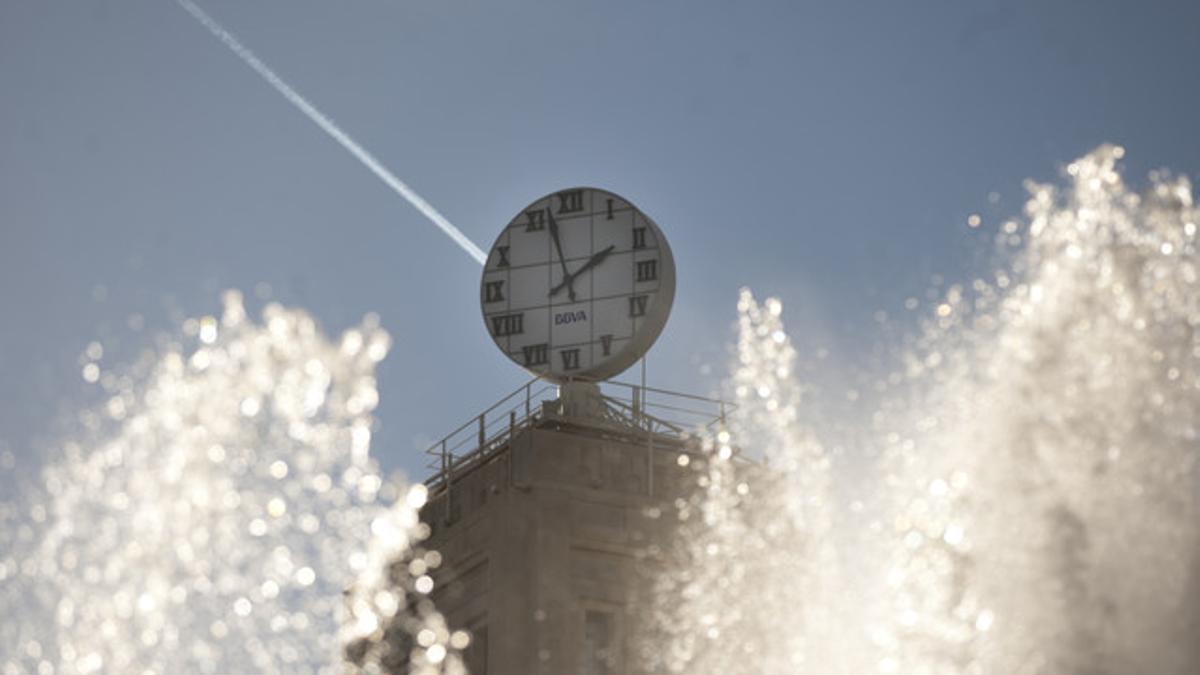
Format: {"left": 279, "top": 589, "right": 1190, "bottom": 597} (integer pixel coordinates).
{"left": 555, "top": 310, "right": 587, "bottom": 325}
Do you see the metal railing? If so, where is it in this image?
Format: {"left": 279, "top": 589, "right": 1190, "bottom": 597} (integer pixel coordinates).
{"left": 422, "top": 377, "right": 733, "bottom": 491}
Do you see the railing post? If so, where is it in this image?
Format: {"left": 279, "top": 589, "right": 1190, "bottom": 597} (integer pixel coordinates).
{"left": 443, "top": 440, "right": 451, "bottom": 523}
{"left": 525, "top": 382, "right": 531, "bottom": 420}
{"left": 478, "top": 413, "right": 486, "bottom": 451}
{"left": 510, "top": 410, "right": 516, "bottom": 436}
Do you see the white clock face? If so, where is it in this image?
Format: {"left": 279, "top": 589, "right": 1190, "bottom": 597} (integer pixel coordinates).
{"left": 481, "top": 187, "right": 675, "bottom": 382}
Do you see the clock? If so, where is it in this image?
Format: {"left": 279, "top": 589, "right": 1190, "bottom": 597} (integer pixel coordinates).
{"left": 480, "top": 187, "right": 675, "bottom": 382}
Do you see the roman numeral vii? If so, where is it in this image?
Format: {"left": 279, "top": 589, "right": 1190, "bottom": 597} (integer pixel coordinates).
{"left": 522, "top": 343, "right": 548, "bottom": 366}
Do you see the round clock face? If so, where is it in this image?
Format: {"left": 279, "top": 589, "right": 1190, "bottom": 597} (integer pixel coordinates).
{"left": 481, "top": 187, "right": 675, "bottom": 382}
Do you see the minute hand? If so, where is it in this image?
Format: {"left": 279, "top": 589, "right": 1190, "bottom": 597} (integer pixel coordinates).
{"left": 549, "top": 245, "right": 616, "bottom": 298}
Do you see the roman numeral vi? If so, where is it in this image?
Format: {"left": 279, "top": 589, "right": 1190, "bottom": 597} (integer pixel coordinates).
{"left": 560, "top": 348, "right": 581, "bottom": 370}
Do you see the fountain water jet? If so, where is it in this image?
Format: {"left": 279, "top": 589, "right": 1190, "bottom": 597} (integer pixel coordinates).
{"left": 647, "top": 145, "right": 1200, "bottom": 675}
{"left": 0, "top": 291, "right": 463, "bottom": 674}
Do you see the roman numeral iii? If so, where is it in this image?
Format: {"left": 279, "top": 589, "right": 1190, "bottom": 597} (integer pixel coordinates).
{"left": 490, "top": 313, "right": 524, "bottom": 337}
{"left": 629, "top": 295, "right": 648, "bottom": 317}
{"left": 557, "top": 189, "right": 584, "bottom": 214}
{"left": 560, "top": 348, "right": 581, "bottom": 370}
{"left": 484, "top": 280, "right": 505, "bottom": 303}
{"left": 632, "top": 227, "right": 647, "bottom": 249}
{"left": 522, "top": 343, "right": 548, "bottom": 366}
{"left": 636, "top": 259, "right": 658, "bottom": 282}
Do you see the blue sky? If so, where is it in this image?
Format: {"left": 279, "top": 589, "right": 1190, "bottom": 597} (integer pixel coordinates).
{"left": 3, "top": 0, "right": 1199, "bottom": 479}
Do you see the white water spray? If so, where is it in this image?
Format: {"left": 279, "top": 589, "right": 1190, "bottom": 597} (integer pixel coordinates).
{"left": 175, "top": 0, "right": 487, "bottom": 266}
{"left": 647, "top": 145, "right": 1200, "bottom": 674}
{"left": 0, "top": 292, "right": 465, "bottom": 674}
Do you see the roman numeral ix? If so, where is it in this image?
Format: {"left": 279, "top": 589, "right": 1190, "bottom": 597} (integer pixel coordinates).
{"left": 557, "top": 189, "right": 584, "bottom": 214}
{"left": 490, "top": 313, "right": 524, "bottom": 337}
{"left": 629, "top": 295, "right": 648, "bottom": 317}
{"left": 522, "top": 343, "right": 548, "bottom": 366}
{"left": 484, "top": 280, "right": 505, "bottom": 303}
{"left": 636, "top": 259, "right": 658, "bottom": 282}
{"left": 560, "top": 348, "right": 581, "bottom": 370}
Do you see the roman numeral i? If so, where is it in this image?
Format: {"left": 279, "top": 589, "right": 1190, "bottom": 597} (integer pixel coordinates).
{"left": 491, "top": 313, "right": 524, "bottom": 337}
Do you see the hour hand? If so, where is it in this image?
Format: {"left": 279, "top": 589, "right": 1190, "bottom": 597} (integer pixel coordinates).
{"left": 549, "top": 245, "right": 615, "bottom": 298}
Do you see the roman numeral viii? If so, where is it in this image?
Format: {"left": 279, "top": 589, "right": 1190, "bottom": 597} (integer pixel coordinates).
{"left": 490, "top": 313, "right": 524, "bottom": 337}
{"left": 522, "top": 343, "right": 548, "bottom": 366}
{"left": 629, "top": 295, "right": 648, "bottom": 317}
{"left": 636, "top": 259, "right": 658, "bottom": 282}
{"left": 560, "top": 348, "right": 581, "bottom": 370}
{"left": 484, "top": 280, "right": 505, "bottom": 303}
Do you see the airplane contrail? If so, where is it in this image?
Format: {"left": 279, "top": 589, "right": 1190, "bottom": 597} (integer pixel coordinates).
{"left": 176, "top": 0, "right": 488, "bottom": 266}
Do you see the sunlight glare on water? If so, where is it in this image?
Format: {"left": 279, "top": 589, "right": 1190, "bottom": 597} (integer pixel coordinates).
{"left": 648, "top": 145, "right": 1200, "bottom": 675}
{"left": 0, "top": 291, "right": 462, "bottom": 674}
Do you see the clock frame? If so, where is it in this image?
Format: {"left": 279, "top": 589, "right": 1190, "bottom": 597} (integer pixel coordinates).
{"left": 480, "top": 187, "right": 675, "bottom": 382}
